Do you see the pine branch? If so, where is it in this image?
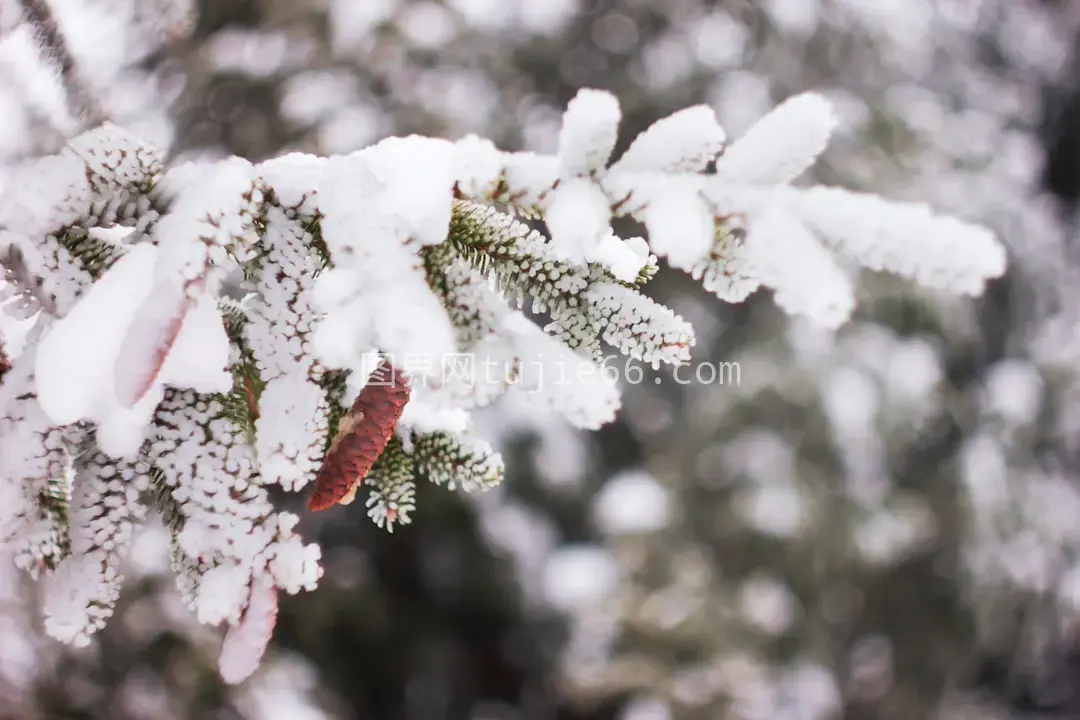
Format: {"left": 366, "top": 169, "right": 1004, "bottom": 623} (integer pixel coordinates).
{"left": 35, "top": 456, "right": 71, "bottom": 570}
{"left": 362, "top": 434, "right": 417, "bottom": 531}
{"left": 413, "top": 431, "right": 504, "bottom": 493}
{"left": 217, "top": 297, "right": 263, "bottom": 442}
{"left": 688, "top": 220, "right": 757, "bottom": 303}
{"left": 0, "top": 88, "right": 1008, "bottom": 686}
{"left": 17, "top": 0, "right": 107, "bottom": 128}
{"left": 317, "top": 369, "right": 351, "bottom": 447}
{"left": 145, "top": 465, "right": 184, "bottom": 540}
{"left": 303, "top": 215, "right": 331, "bottom": 272}
{"left": 447, "top": 200, "right": 597, "bottom": 313}
{"left": 54, "top": 228, "right": 126, "bottom": 279}
{"left": 446, "top": 201, "right": 694, "bottom": 364}
{"left": 422, "top": 243, "right": 507, "bottom": 350}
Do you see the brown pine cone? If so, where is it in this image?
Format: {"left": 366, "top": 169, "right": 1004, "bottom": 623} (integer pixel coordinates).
{"left": 307, "top": 359, "right": 411, "bottom": 511}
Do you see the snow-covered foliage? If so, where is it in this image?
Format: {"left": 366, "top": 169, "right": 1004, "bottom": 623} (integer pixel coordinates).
{"left": 0, "top": 87, "right": 1005, "bottom": 683}
{"left": 0, "top": 0, "right": 191, "bottom": 162}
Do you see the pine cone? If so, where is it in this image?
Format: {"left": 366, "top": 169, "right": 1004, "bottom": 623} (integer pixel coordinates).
{"left": 307, "top": 359, "right": 411, "bottom": 511}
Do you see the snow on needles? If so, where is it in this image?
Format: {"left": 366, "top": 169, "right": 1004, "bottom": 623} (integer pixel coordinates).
{"left": 0, "top": 89, "right": 1004, "bottom": 683}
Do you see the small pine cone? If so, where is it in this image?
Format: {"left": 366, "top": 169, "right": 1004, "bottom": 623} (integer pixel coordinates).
{"left": 307, "top": 359, "right": 411, "bottom": 511}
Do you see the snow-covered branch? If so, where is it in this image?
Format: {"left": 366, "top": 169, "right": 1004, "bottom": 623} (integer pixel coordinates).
{"left": 14, "top": 0, "right": 106, "bottom": 127}
{"left": 0, "top": 88, "right": 1006, "bottom": 683}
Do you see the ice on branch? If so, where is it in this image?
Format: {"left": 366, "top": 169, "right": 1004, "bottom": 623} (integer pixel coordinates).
{"left": 0, "top": 87, "right": 1004, "bottom": 683}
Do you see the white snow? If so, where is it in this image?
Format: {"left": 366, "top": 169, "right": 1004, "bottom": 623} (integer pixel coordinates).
{"left": 584, "top": 233, "right": 650, "bottom": 283}
{"left": 639, "top": 179, "right": 714, "bottom": 271}
{"left": 157, "top": 290, "right": 233, "bottom": 394}
{"left": 714, "top": 93, "right": 836, "bottom": 186}
{"left": 360, "top": 135, "right": 458, "bottom": 246}
{"left": 557, "top": 88, "right": 620, "bottom": 177}
{"left": 610, "top": 105, "right": 727, "bottom": 174}
{"left": 34, "top": 242, "right": 157, "bottom": 427}
{"left": 545, "top": 177, "right": 611, "bottom": 263}
{"left": 745, "top": 208, "right": 855, "bottom": 328}
{"left": 256, "top": 374, "right": 329, "bottom": 491}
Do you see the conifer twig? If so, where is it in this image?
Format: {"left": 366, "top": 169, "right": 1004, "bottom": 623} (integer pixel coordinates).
{"left": 17, "top": 0, "right": 107, "bottom": 128}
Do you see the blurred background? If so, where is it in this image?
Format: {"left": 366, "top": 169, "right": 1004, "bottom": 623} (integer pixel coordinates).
{"left": 4, "top": 0, "right": 1080, "bottom": 718}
